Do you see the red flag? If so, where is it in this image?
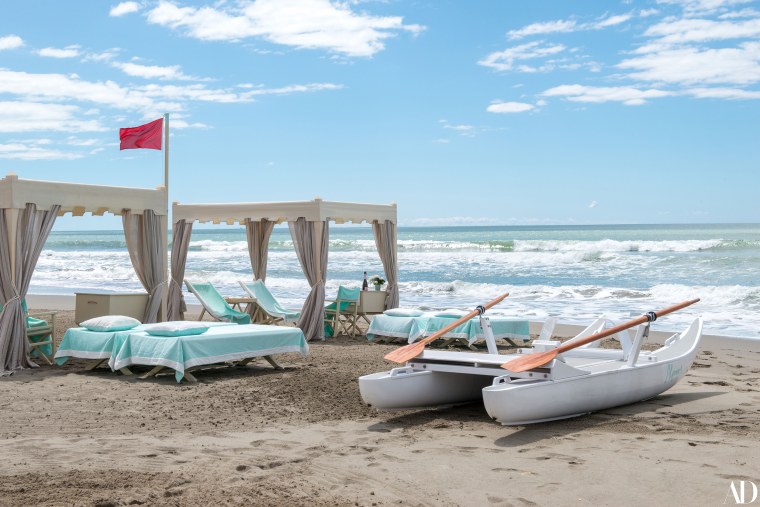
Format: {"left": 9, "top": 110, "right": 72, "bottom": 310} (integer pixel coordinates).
{"left": 119, "top": 118, "right": 163, "bottom": 150}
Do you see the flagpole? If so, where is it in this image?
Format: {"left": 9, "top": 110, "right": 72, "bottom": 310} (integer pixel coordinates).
{"left": 163, "top": 113, "right": 169, "bottom": 191}
{"left": 162, "top": 113, "right": 169, "bottom": 323}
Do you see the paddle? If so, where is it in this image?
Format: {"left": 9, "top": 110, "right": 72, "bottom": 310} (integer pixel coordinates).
{"left": 384, "top": 293, "right": 510, "bottom": 364}
{"left": 500, "top": 298, "right": 700, "bottom": 373}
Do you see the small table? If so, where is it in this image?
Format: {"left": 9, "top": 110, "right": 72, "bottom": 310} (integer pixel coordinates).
{"left": 75, "top": 291, "right": 149, "bottom": 324}
{"left": 224, "top": 296, "right": 256, "bottom": 313}
{"left": 357, "top": 290, "right": 387, "bottom": 325}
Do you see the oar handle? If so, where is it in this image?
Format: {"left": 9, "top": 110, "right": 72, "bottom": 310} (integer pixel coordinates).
{"left": 416, "top": 292, "right": 509, "bottom": 347}
{"left": 555, "top": 298, "right": 701, "bottom": 354}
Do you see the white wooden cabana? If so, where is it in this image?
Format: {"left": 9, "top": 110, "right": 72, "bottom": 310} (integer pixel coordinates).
{"left": 171, "top": 198, "right": 398, "bottom": 341}
{"left": 0, "top": 174, "right": 168, "bottom": 374}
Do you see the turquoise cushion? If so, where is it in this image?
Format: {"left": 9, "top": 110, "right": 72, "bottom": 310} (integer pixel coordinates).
{"left": 383, "top": 308, "right": 424, "bottom": 317}
{"left": 81, "top": 315, "right": 141, "bottom": 332}
{"left": 432, "top": 309, "right": 468, "bottom": 318}
{"left": 145, "top": 322, "right": 209, "bottom": 337}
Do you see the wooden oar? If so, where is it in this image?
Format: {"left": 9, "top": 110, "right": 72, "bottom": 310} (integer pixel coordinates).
{"left": 384, "top": 293, "right": 509, "bottom": 364}
{"left": 500, "top": 298, "right": 700, "bottom": 373}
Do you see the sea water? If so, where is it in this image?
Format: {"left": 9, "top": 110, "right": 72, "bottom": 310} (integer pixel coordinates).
{"left": 31, "top": 224, "right": 760, "bottom": 338}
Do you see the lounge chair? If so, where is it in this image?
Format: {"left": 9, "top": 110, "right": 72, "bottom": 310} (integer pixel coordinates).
{"left": 0, "top": 300, "right": 57, "bottom": 365}
{"left": 324, "top": 286, "right": 361, "bottom": 338}
{"left": 184, "top": 280, "right": 251, "bottom": 325}
{"left": 238, "top": 280, "right": 301, "bottom": 325}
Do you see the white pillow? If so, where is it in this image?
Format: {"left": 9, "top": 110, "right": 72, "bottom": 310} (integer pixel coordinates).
{"left": 432, "top": 309, "right": 468, "bottom": 318}
{"left": 81, "top": 315, "right": 141, "bottom": 332}
{"left": 145, "top": 321, "right": 209, "bottom": 337}
{"left": 383, "top": 308, "right": 424, "bottom": 317}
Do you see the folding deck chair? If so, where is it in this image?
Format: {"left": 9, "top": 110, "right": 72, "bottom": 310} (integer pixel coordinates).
{"left": 184, "top": 280, "right": 251, "bottom": 325}
{"left": 0, "top": 300, "right": 57, "bottom": 365}
{"left": 324, "top": 286, "right": 361, "bottom": 337}
{"left": 238, "top": 280, "right": 301, "bottom": 325}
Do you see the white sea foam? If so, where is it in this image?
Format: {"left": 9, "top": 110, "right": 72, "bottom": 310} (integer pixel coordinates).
{"left": 28, "top": 226, "right": 760, "bottom": 338}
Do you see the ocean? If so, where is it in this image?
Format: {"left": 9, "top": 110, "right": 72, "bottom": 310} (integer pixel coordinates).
{"left": 31, "top": 223, "right": 760, "bottom": 338}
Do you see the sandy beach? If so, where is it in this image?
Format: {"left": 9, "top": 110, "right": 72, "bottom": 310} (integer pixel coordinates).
{"left": 1, "top": 307, "right": 759, "bottom": 507}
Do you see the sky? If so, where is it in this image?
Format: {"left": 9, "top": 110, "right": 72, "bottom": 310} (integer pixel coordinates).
{"left": 1, "top": 0, "right": 759, "bottom": 229}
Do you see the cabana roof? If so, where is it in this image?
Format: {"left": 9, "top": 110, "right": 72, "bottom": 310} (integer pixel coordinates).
{"left": 0, "top": 174, "right": 168, "bottom": 216}
{"left": 172, "top": 198, "right": 397, "bottom": 225}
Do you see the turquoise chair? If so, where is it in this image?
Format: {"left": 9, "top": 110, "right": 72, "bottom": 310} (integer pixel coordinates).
{"left": 0, "top": 299, "right": 57, "bottom": 364}
{"left": 184, "top": 280, "right": 251, "bottom": 325}
{"left": 238, "top": 280, "right": 301, "bottom": 325}
{"left": 324, "top": 286, "right": 361, "bottom": 337}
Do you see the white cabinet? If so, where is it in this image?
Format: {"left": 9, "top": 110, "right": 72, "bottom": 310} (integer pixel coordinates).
{"left": 75, "top": 291, "right": 149, "bottom": 324}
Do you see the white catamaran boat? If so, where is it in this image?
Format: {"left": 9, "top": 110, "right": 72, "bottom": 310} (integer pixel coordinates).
{"left": 359, "top": 305, "right": 703, "bottom": 425}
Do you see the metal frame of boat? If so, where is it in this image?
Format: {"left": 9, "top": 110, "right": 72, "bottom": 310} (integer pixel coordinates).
{"left": 358, "top": 315, "right": 703, "bottom": 425}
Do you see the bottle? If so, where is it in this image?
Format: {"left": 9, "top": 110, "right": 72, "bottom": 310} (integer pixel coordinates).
{"left": 362, "top": 272, "right": 368, "bottom": 291}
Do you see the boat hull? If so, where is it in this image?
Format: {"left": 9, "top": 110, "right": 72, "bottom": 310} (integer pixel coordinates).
{"left": 482, "top": 320, "right": 702, "bottom": 425}
{"left": 358, "top": 368, "right": 491, "bottom": 410}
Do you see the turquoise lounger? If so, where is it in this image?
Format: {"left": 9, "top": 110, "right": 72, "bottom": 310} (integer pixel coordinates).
{"left": 185, "top": 280, "right": 251, "bottom": 325}
{"left": 238, "top": 280, "right": 301, "bottom": 325}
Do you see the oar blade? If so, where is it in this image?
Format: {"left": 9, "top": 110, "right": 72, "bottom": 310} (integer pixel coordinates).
{"left": 501, "top": 349, "right": 558, "bottom": 373}
{"left": 384, "top": 342, "right": 426, "bottom": 364}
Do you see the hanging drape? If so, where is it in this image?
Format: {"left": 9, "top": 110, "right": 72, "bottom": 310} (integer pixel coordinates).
{"left": 168, "top": 219, "right": 193, "bottom": 321}
{"left": 123, "top": 209, "right": 165, "bottom": 323}
{"left": 288, "top": 218, "right": 329, "bottom": 341}
{"left": 372, "top": 219, "right": 399, "bottom": 310}
{"left": 0, "top": 203, "right": 59, "bottom": 374}
{"left": 245, "top": 218, "right": 275, "bottom": 281}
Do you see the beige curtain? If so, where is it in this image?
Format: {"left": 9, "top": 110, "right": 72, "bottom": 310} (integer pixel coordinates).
{"left": 372, "top": 219, "right": 399, "bottom": 310}
{"left": 0, "top": 203, "right": 60, "bottom": 374}
{"left": 289, "top": 218, "right": 328, "bottom": 341}
{"left": 245, "top": 218, "right": 275, "bottom": 281}
{"left": 122, "top": 209, "right": 165, "bottom": 323}
{"left": 168, "top": 219, "right": 193, "bottom": 321}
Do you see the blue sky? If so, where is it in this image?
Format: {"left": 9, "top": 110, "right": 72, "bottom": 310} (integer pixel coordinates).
{"left": 1, "top": 0, "right": 758, "bottom": 229}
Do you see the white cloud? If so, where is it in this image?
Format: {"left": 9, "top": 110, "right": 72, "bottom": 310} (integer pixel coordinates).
{"left": 0, "top": 140, "right": 87, "bottom": 160}
{"left": 686, "top": 86, "right": 760, "bottom": 98}
{"left": 112, "top": 61, "right": 199, "bottom": 80}
{"left": 38, "top": 46, "right": 81, "bottom": 58}
{"left": 478, "top": 41, "right": 566, "bottom": 72}
{"left": 486, "top": 101, "right": 535, "bottom": 113}
{"left": 508, "top": 20, "right": 578, "bottom": 40}
{"left": 86, "top": 50, "right": 120, "bottom": 62}
{"left": 644, "top": 17, "right": 760, "bottom": 44}
{"left": 507, "top": 13, "right": 633, "bottom": 40}
{"left": 588, "top": 200, "right": 598, "bottom": 208}
{"left": 542, "top": 85, "right": 673, "bottom": 105}
{"left": 595, "top": 14, "right": 634, "bottom": 28}
{"left": 0, "top": 68, "right": 341, "bottom": 113}
{"left": 0, "top": 102, "right": 106, "bottom": 133}
{"left": 0, "top": 68, "right": 342, "bottom": 135}
{"left": 110, "top": 1, "right": 141, "bottom": 17}
{"left": 0, "top": 69, "right": 155, "bottom": 110}
{"left": 618, "top": 42, "right": 760, "bottom": 85}
{"left": 438, "top": 119, "right": 481, "bottom": 137}
{"left": 719, "top": 7, "right": 760, "bottom": 18}
{"left": 241, "top": 83, "right": 343, "bottom": 95}
{"left": 656, "top": 0, "right": 753, "bottom": 16}
{"left": 145, "top": 0, "right": 423, "bottom": 57}
{"left": 0, "top": 35, "right": 24, "bottom": 50}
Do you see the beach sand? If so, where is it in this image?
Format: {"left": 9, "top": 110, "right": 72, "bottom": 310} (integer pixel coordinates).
{"left": 1, "top": 309, "right": 759, "bottom": 506}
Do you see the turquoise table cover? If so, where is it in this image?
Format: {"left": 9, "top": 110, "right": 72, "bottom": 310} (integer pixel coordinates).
{"left": 54, "top": 321, "right": 236, "bottom": 365}
{"left": 108, "top": 324, "right": 309, "bottom": 382}
{"left": 367, "top": 313, "right": 530, "bottom": 345}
